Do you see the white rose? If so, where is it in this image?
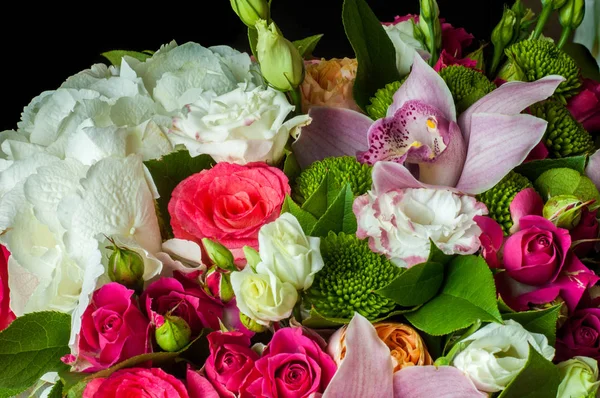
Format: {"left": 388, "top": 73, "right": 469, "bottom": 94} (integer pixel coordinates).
{"left": 354, "top": 188, "right": 487, "bottom": 267}
{"left": 255, "top": 213, "right": 324, "bottom": 291}
{"left": 230, "top": 266, "right": 298, "bottom": 326}
{"left": 452, "top": 320, "right": 555, "bottom": 393}
{"left": 383, "top": 20, "right": 429, "bottom": 76}
{"left": 557, "top": 356, "right": 600, "bottom": 398}
{"left": 169, "top": 85, "right": 310, "bottom": 165}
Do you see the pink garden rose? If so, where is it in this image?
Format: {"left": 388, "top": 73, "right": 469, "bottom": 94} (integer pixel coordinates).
{"left": 556, "top": 308, "right": 600, "bottom": 362}
{"left": 571, "top": 209, "right": 599, "bottom": 257}
{"left": 567, "top": 78, "right": 600, "bottom": 134}
{"left": 168, "top": 162, "right": 290, "bottom": 263}
{"left": 76, "top": 283, "right": 150, "bottom": 372}
{"left": 0, "top": 246, "right": 14, "bottom": 331}
{"left": 240, "top": 327, "right": 337, "bottom": 397}
{"left": 204, "top": 331, "right": 259, "bottom": 397}
{"left": 83, "top": 368, "right": 189, "bottom": 398}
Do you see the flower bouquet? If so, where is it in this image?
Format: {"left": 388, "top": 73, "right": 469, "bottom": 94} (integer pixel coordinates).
{"left": 1, "top": 0, "right": 600, "bottom": 396}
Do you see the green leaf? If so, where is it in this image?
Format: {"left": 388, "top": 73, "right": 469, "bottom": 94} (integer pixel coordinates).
{"left": 48, "top": 380, "right": 63, "bottom": 398}
{"left": 281, "top": 195, "right": 318, "bottom": 234}
{"left": 427, "top": 239, "right": 453, "bottom": 265}
{"left": 309, "top": 183, "right": 357, "bottom": 236}
{"left": 0, "top": 387, "right": 27, "bottom": 398}
{"left": 283, "top": 151, "right": 302, "bottom": 183}
{"left": 502, "top": 305, "right": 561, "bottom": 345}
{"left": 563, "top": 42, "right": 600, "bottom": 81}
{"left": 376, "top": 261, "right": 444, "bottom": 307}
{"left": 0, "top": 312, "right": 71, "bottom": 391}
{"left": 293, "top": 34, "right": 324, "bottom": 58}
{"left": 405, "top": 256, "right": 502, "bottom": 335}
{"left": 144, "top": 150, "right": 215, "bottom": 238}
{"left": 534, "top": 168, "right": 600, "bottom": 204}
{"left": 514, "top": 155, "right": 587, "bottom": 181}
{"left": 301, "top": 308, "right": 348, "bottom": 328}
{"left": 302, "top": 173, "right": 339, "bottom": 218}
{"left": 102, "top": 50, "right": 152, "bottom": 66}
{"left": 498, "top": 344, "right": 560, "bottom": 398}
{"left": 342, "top": 0, "right": 401, "bottom": 111}
{"left": 248, "top": 28, "right": 259, "bottom": 58}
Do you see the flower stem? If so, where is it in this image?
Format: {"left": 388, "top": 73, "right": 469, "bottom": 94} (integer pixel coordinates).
{"left": 288, "top": 87, "right": 303, "bottom": 116}
{"left": 532, "top": 4, "right": 553, "bottom": 40}
{"left": 557, "top": 26, "right": 572, "bottom": 49}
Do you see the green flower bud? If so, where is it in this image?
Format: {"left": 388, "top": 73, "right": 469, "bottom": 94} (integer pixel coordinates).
{"left": 240, "top": 312, "right": 268, "bottom": 333}
{"left": 230, "top": 0, "right": 269, "bottom": 28}
{"left": 243, "top": 246, "right": 261, "bottom": 270}
{"left": 465, "top": 45, "right": 486, "bottom": 71}
{"left": 206, "top": 268, "right": 235, "bottom": 303}
{"left": 418, "top": 0, "right": 442, "bottom": 64}
{"left": 492, "top": 8, "right": 517, "bottom": 49}
{"left": 155, "top": 315, "right": 192, "bottom": 352}
{"left": 559, "top": 0, "right": 585, "bottom": 27}
{"left": 541, "top": 0, "right": 568, "bottom": 9}
{"left": 543, "top": 195, "right": 585, "bottom": 229}
{"left": 419, "top": 0, "right": 439, "bottom": 20}
{"left": 202, "top": 238, "right": 236, "bottom": 271}
{"left": 107, "top": 238, "right": 145, "bottom": 292}
{"left": 557, "top": 357, "right": 600, "bottom": 398}
{"left": 255, "top": 19, "right": 304, "bottom": 92}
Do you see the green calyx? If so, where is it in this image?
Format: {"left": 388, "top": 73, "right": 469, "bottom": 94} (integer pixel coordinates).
{"left": 529, "top": 100, "right": 595, "bottom": 158}
{"left": 439, "top": 66, "right": 497, "bottom": 114}
{"left": 305, "top": 232, "right": 402, "bottom": 320}
{"left": 294, "top": 156, "right": 373, "bottom": 204}
{"left": 504, "top": 39, "right": 581, "bottom": 102}
{"left": 366, "top": 80, "right": 404, "bottom": 120}
{"left": 476, "top": 171, "right": 533, "bottom": 234}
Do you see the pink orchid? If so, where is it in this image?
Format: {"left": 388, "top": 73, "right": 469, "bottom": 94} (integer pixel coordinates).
{"left": 294, "top": 55, "right": 564, "bottom": 195}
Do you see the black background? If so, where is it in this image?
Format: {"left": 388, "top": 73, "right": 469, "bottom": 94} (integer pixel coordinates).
{"left": 0, "top": 0, "right": 507, "bottom": 131}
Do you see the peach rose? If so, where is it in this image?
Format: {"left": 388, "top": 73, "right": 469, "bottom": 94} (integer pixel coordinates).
{"left": 328, "top": 322, "right": 432, "bottom": 372}
{"left": 300, "top": 58, "right": 361, "bottom": 113}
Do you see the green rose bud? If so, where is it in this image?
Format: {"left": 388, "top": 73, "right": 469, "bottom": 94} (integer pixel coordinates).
{"left": 557, "top": 356, "right": 600, "bottom": 398}
{"left": 155, "top": 315, "right": 192, "bottom": 352}
{"left": 492, "top": 8, "right": 517, "bottom": 50}
{"left": 230, "top": 0, "right": 269, "bottom": 28}
{"left": 202, "top": 238, "right": 236, "bottom": 271}
{"left": 419, "top": 0, "right": 439, "bottom": 20}
{"left": 255, "top": 19, "right": 304, "bottom": 92}
{"left": 243, "top": 245, "right": 261, "bottom": 270}
{"left": 240, "top": 312, "right": 268, "bottom": 333}
{"left": 206, "top": 268, "right": 235, "bottom": 303}
{"left": 543, "top": 195, "right": 587, "bottom": 229}
{"left": 107, "top": 238, "right": 145, "bottom": 292}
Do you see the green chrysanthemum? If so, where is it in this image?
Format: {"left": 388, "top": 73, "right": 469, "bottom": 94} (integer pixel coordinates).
{"left": 306, "top": 232, "right": 402, "bottom": 320}
{"left": 529, "top": 100, "right": 595, "bottom": 158}
{"left": 439, "top": 65, "right": 497, "bottom": 113}
{"left": 476, "top": 171, "right": 533, "bottom": 234}
{"left": 504, "top": 39, "right": 581, "bottom": 102}
{"left": 294, "top": 156, "right": 373, "bottom": 204}
{"left": 366, "top": 80, "right": 403, "bottom": 120}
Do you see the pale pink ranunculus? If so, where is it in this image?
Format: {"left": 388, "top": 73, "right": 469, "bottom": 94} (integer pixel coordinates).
{"left": 0, "top": 246, "right": 15, "bottom": 331}
{"left": 240, "top": 327, "right": 337, "bottom": 397}
{"left": 567, "top": 78, "right": 600, "bottom": 134}
{"left": 300, "top": 58, "right": 361, "bottom": 113}
{"left": 76, "top": 283, "right": 150, "bottom": 372}
{"left": 83, "top": 368, "right": 189, "bottom": 398}
{"left": 168, "top": 162, "right": 290, "bottom": 263}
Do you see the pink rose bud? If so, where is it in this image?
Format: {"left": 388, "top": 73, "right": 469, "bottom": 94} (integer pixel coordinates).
{"left": 205, "top": 268, "right": 235, "bottom": 303}
{"left": 571, "top": 209, "right": 599, "bottom": 257}
{"left": 155, "top": 315, "right": 192, "bottom": 352}
{"left": 556, "top": 307, "right": 600, "bottom": 362}
{"left": 202, "top": 239, "right": 236, "bottom": 272}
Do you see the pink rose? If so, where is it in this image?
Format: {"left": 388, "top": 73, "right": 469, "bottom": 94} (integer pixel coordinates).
{"left": 567, "top": 78, "right": 600, "bottom": 134}
{"left": 204, "top": 331, "right": 259, "bottom": 397}
{"left": 240, "top": 327, "right": 337, "bottom": 398}
{"left": 187, "top": 367, "right": 220, "bottom": 398}
{"left": 433, "top": 49, "right": 477, "bottom": 72}
{"left": 168, "top": 162, "right": 290, "bottom": 263}
{"left": 474, "top": 216, "right": 504, "bottom": 268}
{"left": 0, "top": 246, "right": 15, "bottom": 331}
{"left": 83, "top": 367, "right": 189, "bottom": 398}
{"left": 556, "top": 308, "right": 600, "bottom": 362}
{"left": 76, "top": 283, "right": 150, "bottom": 372}
{"left": 571, "top": 209, "right": 599, "bottom": 257}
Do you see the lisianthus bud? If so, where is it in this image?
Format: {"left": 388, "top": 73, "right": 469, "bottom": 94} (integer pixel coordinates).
{"left": 255, "top": 19, "right": 304, "bottom": 91}
{"left": 107, "top": 238, "right": 145, "bottom": 292}
{"left": 557, "top": 356, "right": 600, "bottom": 397}
{"left": 492, "top": 8, "right": 517, "bottom": 51}
{"left": 202, "top": 238, "right": 236, "bottom": 271}
{"left": 230, "top": 0, "right": 269, "bottom": 28}
{"left": 206, "top": 268, "right": 235, "bottom": 303}
{"left": 559, "top": 0, "right": 585, "bottom": 30}
{"left": 543, "top": 195, "right": 585, "bottom": 229}
{"left": 419, "top": 0, "right": 439, "bottom": 20}
{"left": 465, "top": 45, "right": 486, "bottom": 70}
{"left": 155, "top": 315, "right": 192, "bottom": 352}
{"left": 239, "top": 313, "right": 267, "bottom": 333}
{"left": 541, "top": 0, "right": 568, "bottom": 9}
{"left": 418, "top": 0, "right": 442, "bottom": 64}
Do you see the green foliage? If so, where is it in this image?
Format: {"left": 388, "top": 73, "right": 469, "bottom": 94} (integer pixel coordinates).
{"left": 514, "top": 155, "right": 587, "bottom": 181}
{"left": 534, "top": 167, "right": 600, "bottom": 205}
{"left": 502, "top": 305, "right": 562, "bottom": 345}
{"left": 497, "top": 345, "right": 560, "bottom": 397}
{"left": 293, "top": 34, "right": 324, "bottom": 58}
{"left": 376, "top": 260, "right": 444, "bottom": 307}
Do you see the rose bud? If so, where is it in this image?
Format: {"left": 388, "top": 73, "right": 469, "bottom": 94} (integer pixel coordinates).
{"left": 106, "top": 237, "right": 145, "bottom": 293}
{"left": 230, "top": 0, "right": 269, "bottom": 28}
{"left": 205, "top": 268, "right": 235, "bottom": 303}
{"left": 155, "top": 314, "right": 192, "bottom": 352}
{"left": 556, "top": 356, "right": 600, "bottom": 397}
{"left": 202, "top": 238, "right": 236, "bottom": 272}
{"left": 542, "top": 195, "right": 588, "bottom": 229}
{"left": 557, "top": 308, "right": 600, "bottom": 362}
{"left": 239, "top": 312, "right": 267, "bottom": 333}
{"left": 571, "top": 209, "right": 599, "bottom": 257}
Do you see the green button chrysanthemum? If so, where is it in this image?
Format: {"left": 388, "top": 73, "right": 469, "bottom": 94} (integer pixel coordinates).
{"left": 294, "top": 156, "right": 373, "bottom": 204}
{"left": 366, "top": 80, "right": 403, "bottom": 120}
{"left": 476, "top": 171, "right": 533, "bottom": 234}
{"left": 439, "top": 65, "right": 497, "bottom": 113}
{"left": 305, "top": 232, "right": 402, "bottom": 321}
{"left": 529, "top": 100, "right": 595, "bottom": 158}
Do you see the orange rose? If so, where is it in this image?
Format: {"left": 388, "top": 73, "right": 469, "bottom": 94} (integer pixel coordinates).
{"left": 300, "top": 58, "right": 361, "bottom": 113}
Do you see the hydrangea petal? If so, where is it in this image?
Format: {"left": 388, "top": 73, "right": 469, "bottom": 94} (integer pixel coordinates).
{"left": 393, "top": 366, "right": 486, "bottom": 398}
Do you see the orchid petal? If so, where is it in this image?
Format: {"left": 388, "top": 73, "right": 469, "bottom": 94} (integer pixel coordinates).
{"left": 393, "top": 366, "right": 486, "bottom": 398}
{"left": 388, "top": 54, "right": 456, "bottom": 122}
{"left": 586, "top": 149, "right": 600, "bottom": 191}
{"left": 292, "top": 107, "right": 372, "bottom": 168}
{"left": 509, "top": 188, "right": 544, "bottom": 233}
{"left": 456, "top": 113, "right": 548, "bottom": 194}
{"left": 323, "top": 312, "right": 394, "bottom": 398}
{"left": 372, "top": 161, "right": 426, "bottom": 195}
{"left": 417, "top": 121, "right": 466, "bottom": 187}
{"left": 459, "top": 75, "right": 564, "bottom": 144}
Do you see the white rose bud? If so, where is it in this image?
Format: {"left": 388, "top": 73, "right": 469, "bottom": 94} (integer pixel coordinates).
{"left": 230, "top": 266, "right": 298, "bottom": 326}
{"left": 255, "top": 213, "right": 324, "bottom": 291}
{"left": 557, "top": 356, "right": 600, "bottom": 398}
{"left": 452, "top": 320, "right": 555, "bottom": 393}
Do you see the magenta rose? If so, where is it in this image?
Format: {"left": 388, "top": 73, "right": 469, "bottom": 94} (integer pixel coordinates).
{"left": 240, "top": 327, "right": 337, "bottom": 398}
{"left": 76, "top": 283, "right": 150, "bottom": 372}
{"left": 567, "top": 78, "right": 600, "bottom": 134}
{"left": 0, "top": 246, "right": 15, "bottom": 331}
{"left": 83, "top": 367, "right": 189, "bottom": 398}
{"left": 474, "top": 215, "right": 504, "bottom": 268}
{"left": 556, "top": 308, "right": 600, "bottom": 362}
{"left": 168, "top": 162, "right": 290, "bottom": 263}
{"left": 204, "top": 331, "right": 259, "bottom": 397}
{"left": 571, "top": 209, "right": 599, "bottom": 257}
{"left": 187, "top": 367, "right": 220, "bottom": 398}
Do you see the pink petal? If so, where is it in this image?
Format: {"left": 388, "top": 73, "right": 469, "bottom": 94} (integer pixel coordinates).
{"left": 455, "top": 113, "right": 548, "bottom": 194}
{"left": 393, "top": 366, "right": 486, "bottom": 398}
{"left": 524, "top": 141, "right": 549, "bottom": 163}
{"left": 292, "top": 107, "right": 372, "bottom": 168}
{"left": 586, "top": 149, "right": 600, "bottom": 191}
{"left": 509, "top": 188, "right": 544, "bottom": 233}
{"left": 323, "top": 313, "right": 394, "bottom": 398}
{"left": 458, "top": 75, "right": 564, "bottom": 145}
{"left": 389, "top": 54, "right": 456, "bottom": 122}
{"left": 187, "top": 368, "right": 221, "bottom": 398}
{"left": 371, "top": 161, "right": 426, "bottom": 195}
{"left": 417, "top": 121, "right": 466, "bottom": 187}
